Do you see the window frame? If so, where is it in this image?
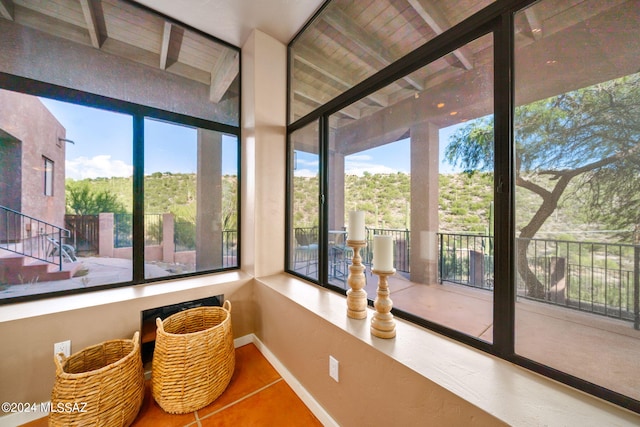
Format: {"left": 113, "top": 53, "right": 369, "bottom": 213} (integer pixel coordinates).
{"left": 0, "top": 73, "right": 241, "bottom": 304}
{"left": 285, "top": 0, "right": 639, "bottom": 413}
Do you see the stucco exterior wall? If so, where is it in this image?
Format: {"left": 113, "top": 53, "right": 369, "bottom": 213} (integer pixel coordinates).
{"left": 0, "top": 89, "right": 66, "bottom": 229}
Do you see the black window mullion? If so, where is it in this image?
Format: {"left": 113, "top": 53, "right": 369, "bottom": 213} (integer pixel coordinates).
{"left": 132, "top": 114, "right": 145, "bottom": 283}
{"left": 492, "top": 12, "right": 516, "bottom": 357}
{"left": 318, "top": 114, "right": 329, "bottom": 285}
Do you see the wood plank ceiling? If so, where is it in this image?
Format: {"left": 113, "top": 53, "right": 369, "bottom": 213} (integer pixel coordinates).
{"left": 0, "top": 0, "right": 239, "bottom": 104}
{"left": 289, "top": 0, "right": 638, "bottom": 135}
{"left": 2, "top": 0, "right": 635, "bottom": 132}
{"left": 290, "top": 0, "right": 494, "bottom": 125}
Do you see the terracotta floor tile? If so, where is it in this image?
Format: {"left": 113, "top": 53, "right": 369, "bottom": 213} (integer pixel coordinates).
{"left": 20, "top": 343, "right": 319, "bottom": 427}
{"left": 197, "top": 343, "right": 281, "bottom": 418}
{"left": 130, "top": 381, "right": 198, "bottom": 427}
{"left": 18, "top": 416, "right": 48, "bottom": 427}
{"left": 199, "top": 380, "right": 322, "bottom": 427}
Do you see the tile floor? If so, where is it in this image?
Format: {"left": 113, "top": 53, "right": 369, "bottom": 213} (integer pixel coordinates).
{"left": 20, "top": 343, "right": 323, "bottom": 427}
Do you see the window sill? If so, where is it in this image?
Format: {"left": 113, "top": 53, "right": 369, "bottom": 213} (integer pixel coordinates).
{"left": 256, "top": 273, "right": 640, "bottom": 427}
{"left": 0, "top": 270, "right": 252, "bottom": 323}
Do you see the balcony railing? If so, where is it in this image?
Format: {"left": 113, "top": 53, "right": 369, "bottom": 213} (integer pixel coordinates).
{"left": 292, "top": 227, "right": 639, "bottom": 328}
{"left": 438, "top": 232, "right": 640, "bottom": 328}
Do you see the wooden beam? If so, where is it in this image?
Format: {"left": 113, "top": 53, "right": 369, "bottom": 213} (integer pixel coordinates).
{"left": 209, "top": 48, "right": 239, "bottom": 103}
{"left": 293, "top": 80, "right": 361, "bottom": 120}
{"left": 322, "top": 8, "right": 424, "bottom": 91}
{"left": 79, "top": 0, "right": 105, "bottom": 48}
{"left": 406, "top": 0, "right": 474, "bottom": 70}
{"left": 160, "top": 22, "right": 172, "bottom": 69}
{"left": 524, "top": 7, "right": 543, "bottom": 41}
{"left": 293, "top": 44, "right": 389, "bottom": 107}
{"left": 0, "top": 0, "right": 14, "bottom": 20}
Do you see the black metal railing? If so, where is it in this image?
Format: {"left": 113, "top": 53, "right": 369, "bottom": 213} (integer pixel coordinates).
{"left": 113, "top": 213, "right": 132, "bottom": 248}
{"left": 114, "top": 213, "right": 163, "bottom": 248}
{"left": 174, "top": 219, "right": 195, "bottom": 252}
{"left": 519, "top": 237, "right": 638, "bottom": 324}
{"left": 222, "top": 230, "right": 237, "bottom": 268}
{"left": 365, "top": 227, "right": 410, "bottom": 273}
{"left": 438, "top": 232, "right": 639, "bottom": 328}
{"left": 0, "top": 204, "right": 70, "bottom": 270}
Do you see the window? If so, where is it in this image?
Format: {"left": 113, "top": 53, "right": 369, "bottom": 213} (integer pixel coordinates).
{"left": 325, "top": 33, "right": 495, "bottom": 340}
{"left": 144, "top": 119, "right": 239, "bottom": 278}
{"left": 43, "top": 157, "right": 54, "bottom": 196}
{"left": 0, "top": 0, "right": 240, "bottom": 303}
{"left": 287, "top": 0, "right": 640, "bottom": 413}
{"left": 513, "top": 0, "right": 640, "bottom": 405}
{"left": 289, "top": 121, "right": 320, "bottom": 282}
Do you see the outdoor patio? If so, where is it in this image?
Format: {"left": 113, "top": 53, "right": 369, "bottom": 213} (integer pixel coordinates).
{"left": 305, "top": 261, "right": 640, "bottom": 402}
{"left": 0, "top": 257, "right": 171, "bottom": 299}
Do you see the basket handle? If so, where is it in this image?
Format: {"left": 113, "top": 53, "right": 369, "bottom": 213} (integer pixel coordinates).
{"left": 53, "top": 352, "right": 66, "bottom": 374}
{"left": 223, "top": 300, "right": 231, "bottom": 312}
{"left": 156, "top": 317, "right": 164, "bottom": 333}
{"left": 131, "top": 331, "right": 140, "bottom": 349}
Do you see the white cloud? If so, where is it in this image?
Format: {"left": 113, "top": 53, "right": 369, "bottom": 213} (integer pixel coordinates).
{"left": 347, "top": 154, "right": 373, "bottom": 162}
{"left": 294, "top": 169, "right": 318, "bottom": 178}
{"left": 296, "top": 158, "right": 319, "bottom": 167}
{"left": 66, "top": 155, "right": 133, "bottom": 180}
{"left": 345, "top": 157, "right": 398, "bottom": 176}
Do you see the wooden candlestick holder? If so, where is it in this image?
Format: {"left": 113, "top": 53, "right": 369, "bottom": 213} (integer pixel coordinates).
{"left": 371, "top": 268, "right": 396, "bottom": 338}
{"left": 346, "top": 240, "right": 367, "bottom": 319}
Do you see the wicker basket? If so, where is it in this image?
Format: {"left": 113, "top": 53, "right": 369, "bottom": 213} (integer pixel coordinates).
{"left": 152, "top": 300, "right": 235, "bottom": 414}
{"left": 50, "top": 332, "right": 145, "bottom": 427}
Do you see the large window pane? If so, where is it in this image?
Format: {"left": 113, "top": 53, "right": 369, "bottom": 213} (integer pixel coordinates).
{"left": 289, "top": 122, "right": 320, "bottom": 281}
{"left": 514, "top": 0, "right": 640, "bottom": 400}
{"left": 327, "top": 33, "right": 494, "bottom": 341}
{"left": 144, "top": 119, "right": 238, "bottom": 278}
{"left": 0, "top": 90, "right": 133, "bottom": 299}
{"left": 289, "top": 0, "right": 494, "bottom": 123}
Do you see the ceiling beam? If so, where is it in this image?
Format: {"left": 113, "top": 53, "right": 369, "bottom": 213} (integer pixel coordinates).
{"left": 523, "top": 7, "right": 543, "bottom": 41}
{"left": 406, "top": 0, "right": 473, "bottom": 70}
{"left": 0, "top": 0, "right": 14, "bottom": 20}
{"left": 79, "top": 0, "right": 105, "bottom": 48}
{"left": 294, "top": 80, "right": 361, "bottom": 120}
{"left": 160, "top": 22, "right": 172, "bottom": 69}
{"left": 209, "top": 48, "right": 239, "bottom": 103}
{"left": 293, "top": 44, "right": 388, "bottom": 107}
{"left": 322, "top": 8, "right": 424, "bottom": 91}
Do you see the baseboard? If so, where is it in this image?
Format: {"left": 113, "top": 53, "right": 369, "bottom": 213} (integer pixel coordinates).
{"left": 236, "top": 333, "right": 339, "bottom": 427}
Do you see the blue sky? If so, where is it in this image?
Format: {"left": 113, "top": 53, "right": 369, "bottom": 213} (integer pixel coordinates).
{"left": 41, "top": 96, "right": 465, "bottom": 180}
{"left": 40, "top": 97, "right": 238, "bottom": 180}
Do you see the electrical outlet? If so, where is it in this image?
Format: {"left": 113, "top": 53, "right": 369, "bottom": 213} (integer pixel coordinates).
{"left": 54, "top": 340, "right": 71, "bottom": 358}
{"left": 329, "top": 355, "right": 339, "bottom": 382}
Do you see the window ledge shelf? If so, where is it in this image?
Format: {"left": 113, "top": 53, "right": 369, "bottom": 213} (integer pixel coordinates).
{"left": 256, "top": 273, "right": 640, "bottom": 427}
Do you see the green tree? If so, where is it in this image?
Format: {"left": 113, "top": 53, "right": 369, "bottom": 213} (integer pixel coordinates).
{"left": 66, "top": 181, "right": 127, "bottom": 215}
{"left": 445, "top": 73, "right": 640, "bottom": 298}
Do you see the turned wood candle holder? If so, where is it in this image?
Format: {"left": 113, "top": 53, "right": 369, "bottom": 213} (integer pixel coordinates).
{"left": 371, "top": 268, "right": 396, "bottom": 338}
{"left": 346, "top": 240, "right": 367, "bottom": 319}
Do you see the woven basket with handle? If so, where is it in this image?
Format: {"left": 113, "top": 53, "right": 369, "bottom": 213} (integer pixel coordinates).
{"left": 50, "top": 331, "right": 144, "bottom": 427}
{"left": 152, "top": 300, "right": 235, "bottom": 414}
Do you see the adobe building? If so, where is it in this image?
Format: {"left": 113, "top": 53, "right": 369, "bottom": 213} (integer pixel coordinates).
{"left": 0, "top": 89, "right": 67, "bottom": 239}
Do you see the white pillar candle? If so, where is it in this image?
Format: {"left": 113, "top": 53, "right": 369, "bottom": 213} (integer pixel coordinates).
{"left": 373, "top": 235, "right": 394, "bottom": 271}
{"left": 347, "top": 210, "right": 365, "bottom": 241}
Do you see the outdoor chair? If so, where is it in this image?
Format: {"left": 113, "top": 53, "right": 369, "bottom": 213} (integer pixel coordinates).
{"left": 46, "top": 236, "right": 77, "bottom": 263}
{"left": 294, "top": 228, "right": 318, "bottom": 276}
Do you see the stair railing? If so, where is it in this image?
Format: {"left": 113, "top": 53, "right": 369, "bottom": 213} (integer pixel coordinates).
{"left": 0, "top": 205, "right": 71, "bottom": 271}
